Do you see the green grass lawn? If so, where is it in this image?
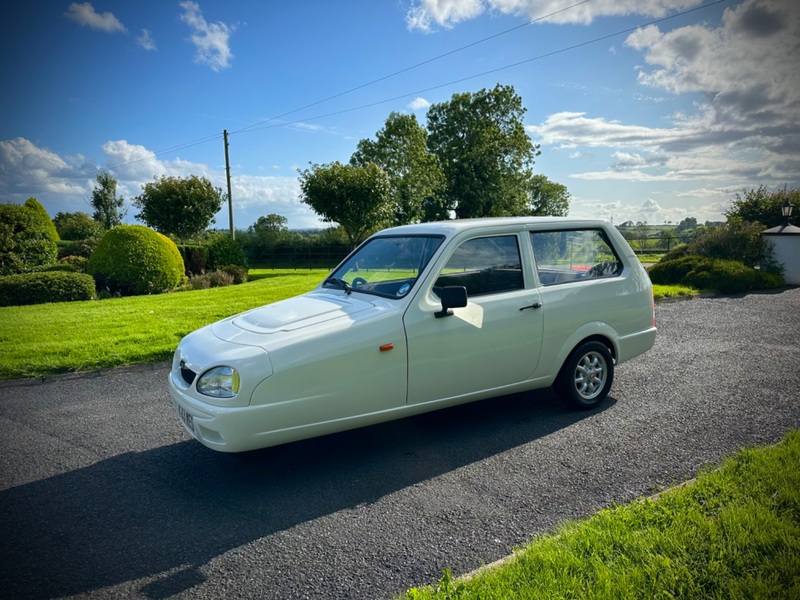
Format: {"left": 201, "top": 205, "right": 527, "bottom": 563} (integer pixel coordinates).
{"left": 0, "top": 269, "right": 692, "bottom": 381}
{"left": 0, "top": 269, "right": 328, "bottom": 380}
{"left": 402, "top": 430, "right": 800, "bottom": 599}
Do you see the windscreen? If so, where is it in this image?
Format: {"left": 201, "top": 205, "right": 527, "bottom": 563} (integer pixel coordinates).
{"left": 324, "top": 235, "right": 444, "bottom": 298}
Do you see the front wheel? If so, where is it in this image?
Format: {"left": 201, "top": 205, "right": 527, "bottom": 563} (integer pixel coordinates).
{"left": 554, "top": 341, "right": 614, "bottom": 409}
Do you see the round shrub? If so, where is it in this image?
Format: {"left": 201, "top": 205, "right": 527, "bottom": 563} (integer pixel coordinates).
{"left": 683, "top": 258, "right": 756, "bottom": 294}
{"left": 648, "top": 255, "right": 708, "bottom": 286}
{"left": 87, "top": 225, "right": 185, "bottom": 295}
{"left": 649, "top": 254, "right": 784, "bottom": 294}
{"left": 659, "top": 243, "right": 693, "bottom": 263}
{"left": 0, "top": 271, "right": 96, "bottom": 307}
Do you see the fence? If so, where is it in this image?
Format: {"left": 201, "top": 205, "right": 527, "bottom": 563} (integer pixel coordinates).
{"left": 622, "top": 236, "right": 695, "bottom": 255}
{"left": 247, "top": 237, "right": 694, "bottom": 268}
{"left": 248, "top": 248, "right": 351, "bottom": 269}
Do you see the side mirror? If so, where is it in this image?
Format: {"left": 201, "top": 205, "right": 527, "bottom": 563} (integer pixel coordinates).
{"left": 435, "top": 286, "right": 468, "bottom": 318}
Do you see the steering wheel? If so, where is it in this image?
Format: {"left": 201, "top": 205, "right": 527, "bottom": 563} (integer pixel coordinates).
{"left": 352, "top": 277, "right": 368, "bottom": 287}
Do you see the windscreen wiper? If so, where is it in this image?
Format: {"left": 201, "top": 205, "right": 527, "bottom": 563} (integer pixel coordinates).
{"left": 324, "top": 277, "right": 352, "bottom": 295}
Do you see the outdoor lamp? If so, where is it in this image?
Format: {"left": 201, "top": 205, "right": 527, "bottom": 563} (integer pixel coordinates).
{"left": 782, "top": 200, "right": 795, "bottom": 226}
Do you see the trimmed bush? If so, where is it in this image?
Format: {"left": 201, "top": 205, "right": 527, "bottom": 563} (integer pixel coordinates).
{"left": 57, "top": 237, "right": 100, "bottom": 260}
{"left": 219, "top": 264, "right": 248, "bottom": 284}
{"left": 176, "top": 244, "right": 209, "bottom": 276}
{"left": 208, "top": 234, "right": 247, "bottom": 270}
{"left": 0, "top": 200, "right": 58, "bottom": 275}
{"left": 649, "top": 255, "right": 784, "bottom": 294}
{"left": 649, "top": 255, "right": 708, "bottom": 285}
{"left": 0, "top": 271, "right": 96, "bottom": 306}
{"left": 87, "top": 225, "right": 185, "bottom": 295}
{"left": 184, "top": 269, "right": 235, "bottom": 291}
{"left": 54, "top": 256, "right": 89, "bottom": 272}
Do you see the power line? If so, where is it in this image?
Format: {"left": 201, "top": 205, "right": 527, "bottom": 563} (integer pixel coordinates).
{"left": 228, "top": 0, "right": 593, "bottom": 136}
{"left": 104, "top": 0, "right": 730, "bottom": 171}
{"left": 238, "top": 0, "right": 731, "bottom": 135}
{"left": 101, "top": 0, "right": 593, "bottom": 173}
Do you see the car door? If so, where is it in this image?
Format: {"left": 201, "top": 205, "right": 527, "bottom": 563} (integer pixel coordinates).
{"left": 403, "top": 233, "right": 544, "bottom": 405}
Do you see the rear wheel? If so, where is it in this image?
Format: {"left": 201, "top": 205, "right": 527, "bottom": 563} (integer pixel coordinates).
{"left": 554, "top": 341, "right": 614, "bottom": 409}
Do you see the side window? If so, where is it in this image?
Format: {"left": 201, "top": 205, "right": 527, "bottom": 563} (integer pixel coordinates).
{"left": 434, "top": 235, "right": 524, "bottom": 297}
{"left": 531, "top": 229, "right": 622, "bottom": 286}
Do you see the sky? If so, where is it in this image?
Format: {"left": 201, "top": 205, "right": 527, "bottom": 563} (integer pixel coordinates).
{"left": 1, "top": 0, "right": 799, "bottom": 231}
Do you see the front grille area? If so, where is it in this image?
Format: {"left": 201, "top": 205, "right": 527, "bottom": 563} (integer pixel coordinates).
{"left": 180, "top": 366, "right": 197, "bottom": 386}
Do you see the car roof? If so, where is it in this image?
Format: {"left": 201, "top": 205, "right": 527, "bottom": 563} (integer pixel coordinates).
{"left": 373, "top": 217, "right": 613, "bottom": 237}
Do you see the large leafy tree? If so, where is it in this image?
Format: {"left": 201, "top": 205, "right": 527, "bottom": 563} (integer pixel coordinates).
{"left": 529, "top": 174, "right": 570, "bottom": 216}
{"left": 133, "top": 175, "right": 225, "bottom": 239}
{"left": 725, "top": 185, "right": 800, "bottom": 228}
{"left": 350, "top": 112, "right": 443, "bottom": 225}
{"left": 298, "top": 162, "right": 391, "bottom": 247}
{"left": 91, "top": 171, "right": 126, "bottom": 230}
{"left": 426, "top": 84, "right": 540, "bottom": 219}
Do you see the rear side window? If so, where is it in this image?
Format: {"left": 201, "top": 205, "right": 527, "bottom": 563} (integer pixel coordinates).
{"left": 531, "top": 229, "right": 622, "bottom": 286}
{"left": 434, "top": 235, "right": 524, "bottom": 297}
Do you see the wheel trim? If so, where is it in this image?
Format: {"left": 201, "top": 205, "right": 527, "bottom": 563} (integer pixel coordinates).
{"left": 573, "top": 350, "right": 607, "bottom": 401}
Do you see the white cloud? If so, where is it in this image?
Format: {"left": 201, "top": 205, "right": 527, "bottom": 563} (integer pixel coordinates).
{"left": 137, "top": 29, "right": 157, "bottom": 51}
{"left": 64, "top": 2, "right": 126, "bottom": 33}
{"left": 406, "top": 0, "right": 483, "bottom": 32}
{"left": 0, "top": 137, "right": 92, "bottom": 197}
{"left": 0, "top": 138, "right": 319, "bottom": 229}
{"left": 406, "top": 0, "right": 704, "bottom": 31}
{"left": 625, "top": 0, "right": 800, "bottom": 134}
{"left": 528, "top": 0, "right": 800, "bottom": 190}
{"left": 527, "top": 112, "right": 689, "bottom": 149}
{"left": 408, "top": 97, "right": 431, "bottom": 111}
{"left": 179, "top": 1, "right": 235, "bottom": 71}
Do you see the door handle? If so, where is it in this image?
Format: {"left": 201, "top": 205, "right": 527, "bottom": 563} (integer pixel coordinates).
{"left": 519, "top": 302, "right": 542, "bottom": 311}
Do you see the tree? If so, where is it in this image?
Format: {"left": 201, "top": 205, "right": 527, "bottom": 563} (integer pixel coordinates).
{"left": 0, "top": 199, "right": 58, "bottom": 275}
{"left": 298, "top": 162, "right": 391, "bottom": 247}
{"left": 53, "top": 211, "right": 104, "bottom": 240}
{"left": 528, "top": 174, "right": 570, "bottom": 216}
{"left": 91, "top": 171, "right": 126, "bottom": 230}
{"left": 250, "top": 213, "right": 289, "bottom": 238}
{"left": 676, "top": 217, "right": 697, "bottom": 232}
{"left": 350, "top": 112, "right": 444, "bottom": 225}
{"left": 133, "top": 175, "right": 225, "bottom": 239}
{"left": 725, "top": 185, "right": 800, "bottom": 228}
{"left": 426, "top": 84, "right": 540, "bottom": 218}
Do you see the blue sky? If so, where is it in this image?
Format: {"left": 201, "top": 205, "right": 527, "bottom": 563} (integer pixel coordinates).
{"left": 2, "top": 0, "right": 798, "bottom": 230}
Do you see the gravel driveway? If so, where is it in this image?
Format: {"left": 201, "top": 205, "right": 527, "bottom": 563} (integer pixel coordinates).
{"left": 1, "top": 287, "right": 798, "bottom": 599}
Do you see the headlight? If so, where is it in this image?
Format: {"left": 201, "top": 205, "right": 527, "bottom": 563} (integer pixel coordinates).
{"left": 196, "top": 366, "right": 240, "bottom": 398}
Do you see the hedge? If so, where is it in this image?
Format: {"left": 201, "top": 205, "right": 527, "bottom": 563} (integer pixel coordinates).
{"left": 0, "top": 271, "right": 96, "bottom": 307}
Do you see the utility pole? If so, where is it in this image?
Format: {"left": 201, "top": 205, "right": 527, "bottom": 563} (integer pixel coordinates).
{"left": 223, "top": 129, "right": 234, "bottom": 238}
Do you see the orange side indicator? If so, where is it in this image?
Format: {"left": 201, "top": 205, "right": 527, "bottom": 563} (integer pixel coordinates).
{"left": 379, "top": 343, "right": 394, "bottom": 352}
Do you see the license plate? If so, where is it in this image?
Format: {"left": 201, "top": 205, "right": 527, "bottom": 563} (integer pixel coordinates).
{"left": 176, "top": 404, "right": 195, "bottom": 434}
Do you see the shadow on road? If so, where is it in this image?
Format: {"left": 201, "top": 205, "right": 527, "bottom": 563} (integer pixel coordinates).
{"left": 0, "top": 389, "right": 613, "bottom": 598}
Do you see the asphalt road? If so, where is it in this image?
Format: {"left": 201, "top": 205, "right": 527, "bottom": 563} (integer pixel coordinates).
{"left": 1, "top": 288, "right": 799, "bottom": 599}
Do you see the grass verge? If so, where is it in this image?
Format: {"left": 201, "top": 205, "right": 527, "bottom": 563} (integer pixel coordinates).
{"left": 652, "top": 283, "right": 699, "bottom": 299}
{"left": 0, "top": 269, "right": 327, "bottom": 380}
{"left": 0, "top": 269, "right": 694, "bottom": 381}
{"left": 401, "top": 430, "right": 800, "bottom": 599}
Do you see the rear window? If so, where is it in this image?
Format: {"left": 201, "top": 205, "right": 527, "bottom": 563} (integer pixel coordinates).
{"left": 531, "top": 229, "right": 622, "bottom": 286}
